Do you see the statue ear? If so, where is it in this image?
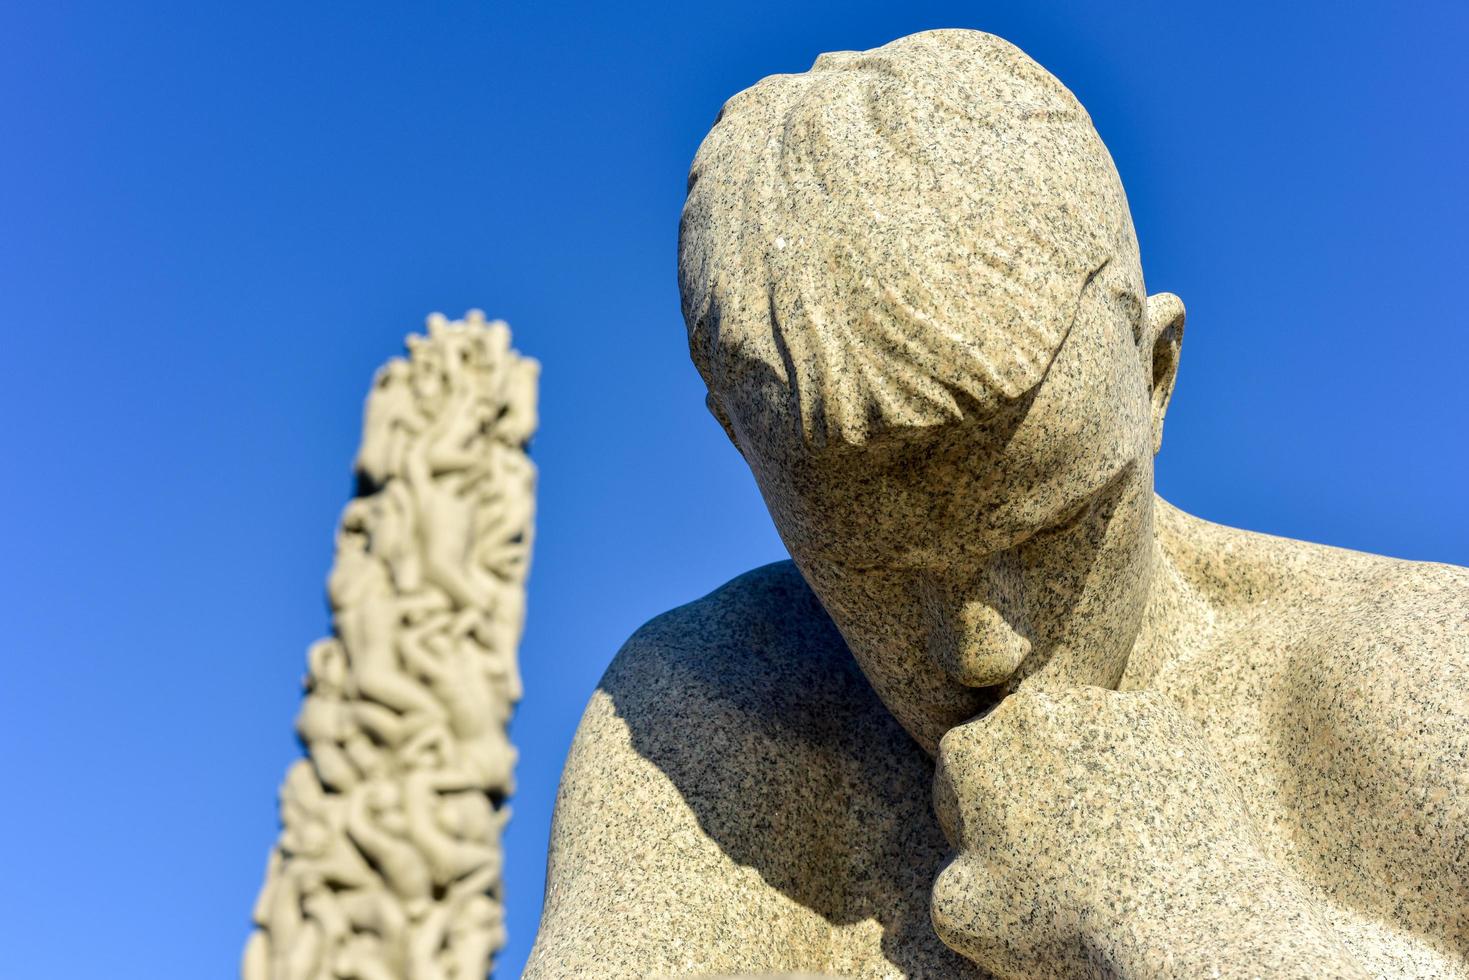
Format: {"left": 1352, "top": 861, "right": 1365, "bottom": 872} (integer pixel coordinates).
{"left": 1143, "top": 293, "right": 1185, "bottom": 455}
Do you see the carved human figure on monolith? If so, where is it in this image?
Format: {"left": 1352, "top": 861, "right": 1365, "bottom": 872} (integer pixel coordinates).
{"left": 246, "top": 312, "right": 537, "bottom": 980}
{"left": 527, "top": 30, "right": 1469, "bottom": 979}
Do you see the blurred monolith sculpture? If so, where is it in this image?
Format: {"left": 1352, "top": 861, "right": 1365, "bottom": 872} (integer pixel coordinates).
{"left": 526, "top": 29, "right": 1469, "bottom": 979}
{"left": 244, "top": 311, "right": 537, "bottom": 980}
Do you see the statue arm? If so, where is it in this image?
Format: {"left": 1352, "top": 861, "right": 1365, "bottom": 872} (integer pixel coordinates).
{"left": 931, "top": 687, "right": 1370, "bottom": 980}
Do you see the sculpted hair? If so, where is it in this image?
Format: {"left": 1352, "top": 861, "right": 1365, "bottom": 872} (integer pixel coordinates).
{"left": 679, "top": 29, "right": 1133, "bottom": 456}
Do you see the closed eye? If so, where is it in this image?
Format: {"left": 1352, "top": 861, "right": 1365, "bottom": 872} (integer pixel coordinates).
{"left": 1030, "top": 460, "right": 1137, "bottom": 544}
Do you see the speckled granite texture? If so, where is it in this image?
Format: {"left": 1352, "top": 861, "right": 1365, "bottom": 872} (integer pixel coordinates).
{"left": 526, "top": 562, "right": 980, "bottom": 978}
{"left": 527, "top": 28, "right": 1469, "bottom": 979}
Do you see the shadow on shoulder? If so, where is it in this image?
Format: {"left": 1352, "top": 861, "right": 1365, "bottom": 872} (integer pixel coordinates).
{"left": 600, "top": 561, "right": 980, "bottom": 975}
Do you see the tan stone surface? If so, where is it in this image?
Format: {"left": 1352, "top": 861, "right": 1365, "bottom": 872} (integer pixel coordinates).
{"left": 244, "top": 312, "right": 537, "bottom": 980}
{"left": 529, "top": 28, "right": 1469, "bottom": 979}
{"left": 525, "top": 562, "right": 979, "bottom": 979}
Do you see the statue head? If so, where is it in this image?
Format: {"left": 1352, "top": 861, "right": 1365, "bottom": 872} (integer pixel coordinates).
{"left": 679, "top": 29, "right": 1186, "bottom": 752}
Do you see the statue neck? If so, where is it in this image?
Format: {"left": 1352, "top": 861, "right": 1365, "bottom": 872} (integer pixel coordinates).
{"left": 1121, "top": 496, "right": 1219, "bottom": 689}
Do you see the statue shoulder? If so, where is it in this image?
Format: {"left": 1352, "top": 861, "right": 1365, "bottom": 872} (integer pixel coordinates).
{"left": 527, "top": 561, "right": 950, "bottom": 978}
{"left": 604, "top": 559, "right": 858, "bottom": 708}
{"left": 580, "top": 558, "right": 913, "bottom": 809}
{"left": 1156, "top": 497, "right": 1469, "bottom": 626}
{"left": 1332, "top": 554, "right": 1469, "bottom": 658}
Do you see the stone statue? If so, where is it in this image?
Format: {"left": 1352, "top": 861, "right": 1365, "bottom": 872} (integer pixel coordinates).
{"left": 526, "top": 30, "right": 1469, "bottom": 979}
{"left": 245, "top": 311, "right": 537, "bottom": 980}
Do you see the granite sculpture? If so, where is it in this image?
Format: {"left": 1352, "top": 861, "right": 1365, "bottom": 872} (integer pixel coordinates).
{"left": 526, "top": 29, "right": 1469, "bottom": 979}
{"left": 244, "top": 311, "right": 538, "bottom": 980}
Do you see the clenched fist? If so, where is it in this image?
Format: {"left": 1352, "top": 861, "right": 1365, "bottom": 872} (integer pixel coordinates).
{"left": 930, "top": 687, "right": 1365, "bottom": 979}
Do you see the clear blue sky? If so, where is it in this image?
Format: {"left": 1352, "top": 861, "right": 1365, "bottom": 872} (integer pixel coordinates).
{"left": 1, "top": 2, "right": 1465, "bottom": 977}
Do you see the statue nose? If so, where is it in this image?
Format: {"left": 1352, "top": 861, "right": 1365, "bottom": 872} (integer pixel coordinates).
{"left": 922, "top": 555, "right": 1032, "bottom": 688}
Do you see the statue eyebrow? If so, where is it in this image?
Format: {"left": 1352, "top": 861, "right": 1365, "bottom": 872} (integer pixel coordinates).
{"left": 1033, "top": 459, "right": 1138, "bottom": 542}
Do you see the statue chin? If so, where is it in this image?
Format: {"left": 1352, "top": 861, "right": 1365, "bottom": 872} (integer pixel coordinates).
{"left": 928, "top": 608, "right": 1031, "bottom": 689}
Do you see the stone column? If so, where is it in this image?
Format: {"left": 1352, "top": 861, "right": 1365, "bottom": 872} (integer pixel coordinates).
{"left": 244, "top": 311, "right": 538, "bottom": 980}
